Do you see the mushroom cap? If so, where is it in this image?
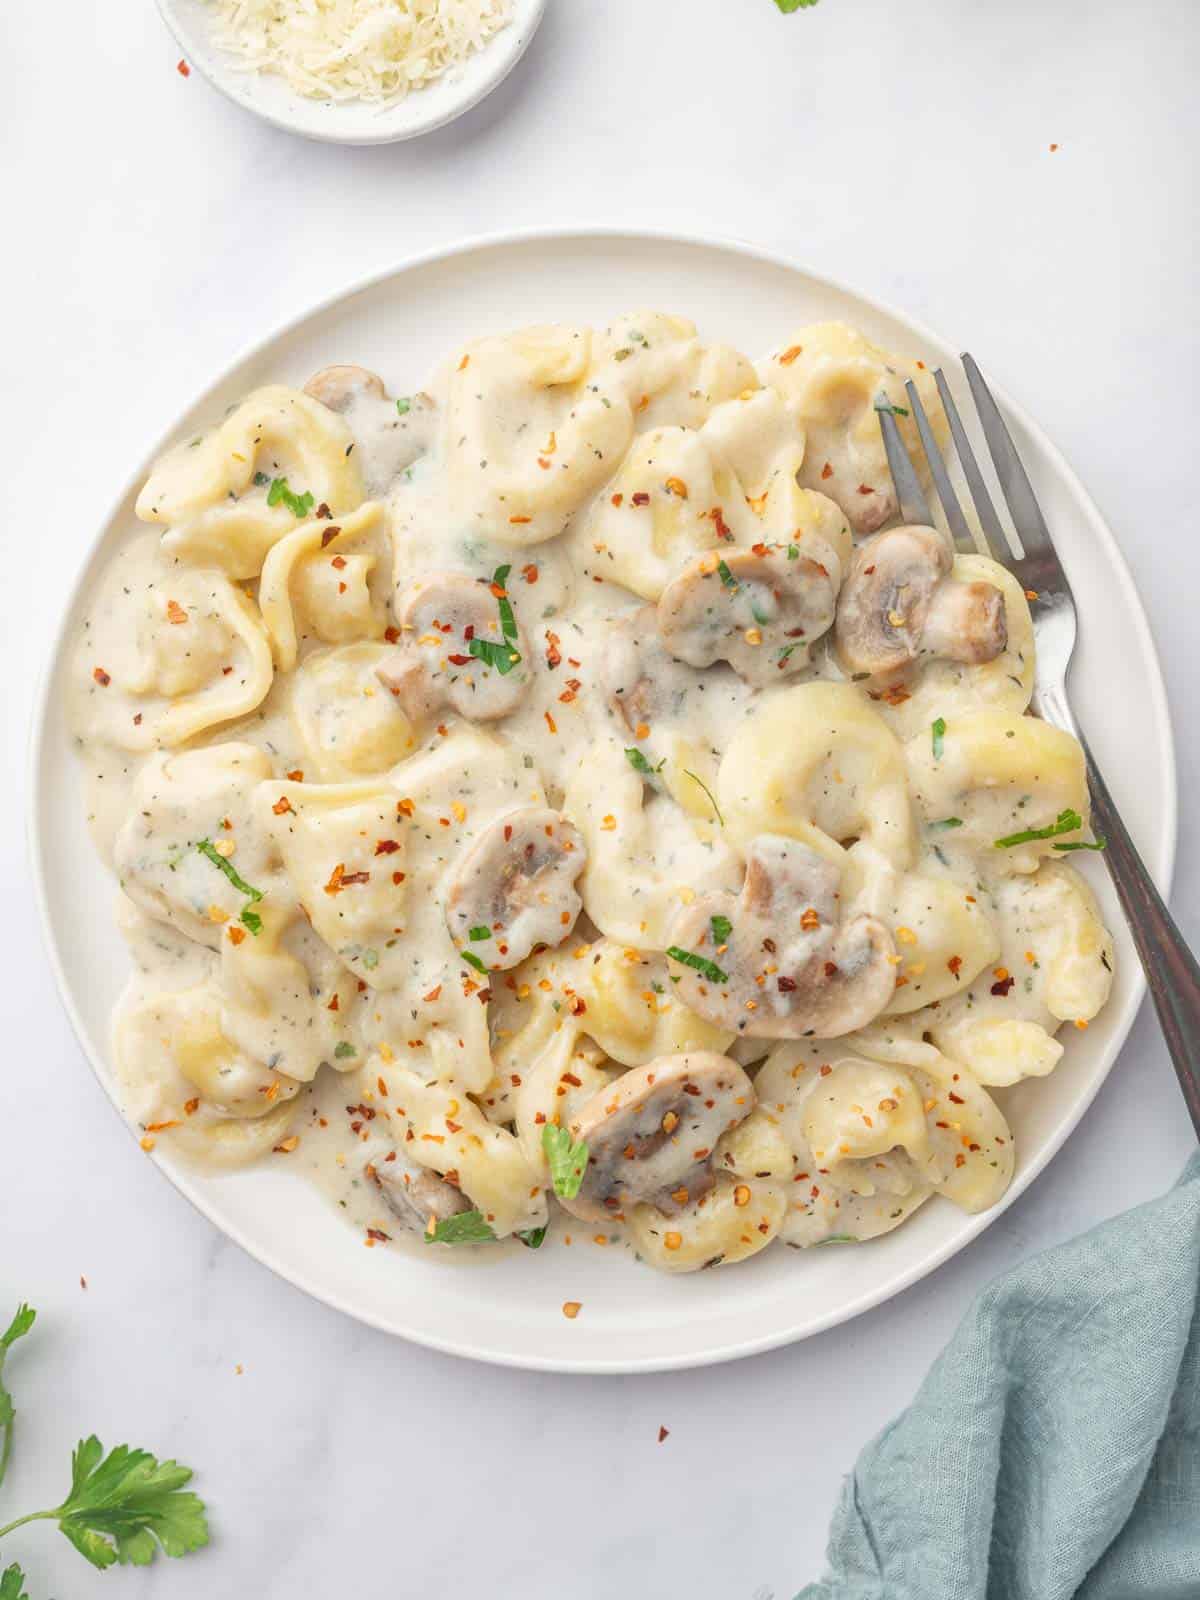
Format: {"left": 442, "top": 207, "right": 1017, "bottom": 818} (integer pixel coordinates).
{"left": 303, "top": 364, "right": 387, "bottom": 415}
{"left": 443, "top": 806, "right": 586, "bottom": 971}
{"left": 367, "top": 1151, "right": 471, "bottom": 1235}
{"left": 668, "top": 835, "right": 896, "bottom": 1038}
{"left": 376, "top": 572, "right": 530, "bottom": 722}
{"left": 602, "top": 605, "right": 711, "bottom": 738}
{"left": 562, "top": 1051, "right": 755, "bottom": 1222}
{"left": 657, "top": 544, "right": 838, "bottom": 687}
{"left": 835, "top": 525, "right": 1007, "bottom": 676}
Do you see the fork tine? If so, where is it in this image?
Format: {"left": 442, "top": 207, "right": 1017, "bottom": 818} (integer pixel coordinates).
{"left": 876, "top": 401, "right": 934, "bottom": 527}
{"left": 961, "top": 353, "right": 1054, "bottom": 563}
{"left": 932, "top": 368, "right": 1007, "bottom": 559}
{"left": 903, "top": 380, "right": 975, "bottom": 552}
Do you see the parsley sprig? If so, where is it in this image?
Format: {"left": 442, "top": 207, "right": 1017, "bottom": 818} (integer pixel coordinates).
{"left": 468, "top": 566, "right": 522, "bottom": 675}
{"left": 542, "top": 1124, "right": 589, "bottom": 1199}
{"left": 265, "top": 476, "right": 314, "bottom": 519}
{"left": 666, "top": 946, "right": 729, "bottom": 984}
{"left": 994, "top": 808, "right": 1083, "bottom": 849}
{"left": 0, "top": 1303, "right": 209, "bottom": 1583}
{"left": 424, "top": 1211, "right": 497, "bottom": 1245}
{"left": 196, "top": 840, "right": 264, "bottom": 935}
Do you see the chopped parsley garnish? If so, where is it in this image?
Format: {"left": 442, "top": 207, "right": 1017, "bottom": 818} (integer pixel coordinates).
{"left": 1053, "top": 836, "right": 1108, "bottom": 852}
{"left": 468, "top": 925, "right": 491, "bottom": 942}
{"left": 928, "top": 817, "right": 964, "bottom": 833}
{"left": 333, "top": 1041, "right": 356, "bottom": 1059}
{"left": 873, "top": 396, "right": 909, "bottom": 417}
{"left": 710, "top": 914, "right": 733, "bottom": 944}
{"left": 995, "top": 808, "right": 1083, "bottom": 849}
{"left": 776, "top": 643, "right": 799, "bottom": 665}
{"left": 197, "top": 840, "right": 265, "bottom": 935}
{"left": 542, "top": 1124, "right": 589, "bottom": 1199}
{"left": 253, "top": 471, "right": 269, "bottom": 487}
{"left": 516, "top": 1227, "right": 547, "bottom": 1249}
{"left": 467, "top": 637, "right": 521, "bottom": 675}
{"left": 425, "top": 1211, "right": 497, "bottom": 1245}
{"left": 625, "top": 747, "right": 664, "bottom": 777}
{"left": 460, "top": 949, "right": 489, "bottom": 976}
{"left": 266, "top": 476, "right": 314, "bottom": 519}
{"left": 816, "top": 1234, "right": 859, "bottom": 1245}
{"left": 395, "top": 397, "right": 412, "bottom": 416}
{"left": 666, "top": 946, "right": 729, "bottom": 984}
{"left": 684, "top": 770, "right": 724, "bottom": 826}
{"left": 751, "top": 602, "right": 771, "bottom": 625}
{"left": 931, "top": 717, "right": 946, "bottom": 760}
{"left": 786, "top": 544, "right": 800, "bottom": 560}
{"left": 774, "top": 0, "right": 819, "bottom": 10}
{"left": 717, "top": 559, "right": 738, "bottom": 591}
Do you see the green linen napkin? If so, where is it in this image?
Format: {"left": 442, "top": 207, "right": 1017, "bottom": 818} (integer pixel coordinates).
{"left": 800, "top": 1154, "right": 1200, "bottom": 1600}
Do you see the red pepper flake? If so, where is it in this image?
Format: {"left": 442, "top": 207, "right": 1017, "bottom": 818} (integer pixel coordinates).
{"left": 132, "top": 713, "right": 142, "bottom": 724}
{"left": 286, "top": 769, "right": 304, "bottom": 781}
{"left": 176, "top": 58, "right": 190, "bottom": 76}
{"left": 272, "top": 795, "right": 293, "bottom": 816}
{"left": 777, "top": 975, "right": 797, "bottom": 992}
{"left": 545, "top": 631, "right": 562, "bottom": 669}
{"left": 365, "top": 1227, "right": 391, "bottom": 1245}
{"left": 991, "top": 974, "right": 1015, "bottom": 997}
{"left": 397, "top": 798, "right": 415, "bottom": 817}
{"left": 947, "top": 955, "right": 963, "bottom": 976}
{"left": 315, "top": 502, "right": 332, "bottom": 520}
{"left": 778, "top": 345, "right": 803, "bottom": 365}
{"left": 330, "top": 553, "right": 347, "bottom": 570}
{"left": 324, "top": 863, "right": 346, "bottom": 895}
{"left": 392, "top": 871, "right": 405, "bottom": 886}
{"left": 558, "top": 677, "right": 581, "bottom": 704}
{"left": 948, "top": 1092, "right": 965, "bottom": 1105}
{"left": 327, "top": 993, "right": 340, "bottom": 1011}
{"left": 856, "top": 484, "right": 875, "bottom": 497}
{"left": 820, "top": 462, "right": 834, "bottom": 480}
{"left": 447, "top": 653, "right": 472, "bottom": 666}
{"left": 823, "top": 962, "right": 839, "bottom": 978}
{"left": 710, "top": 506, "right": 733, "bottom": 541}
{"left": 522, "top": 563, "right": 539, "bottom": 584}
{"left": 658, "top": 1426, "right": 670, "bottom": 1443}
{"left": 320, "top": 526, "right": 342, "bottom": 548}
{"left": 423, "top": 985, "right": 442, "bottom": 1002}
{"left": 611, "top": 493, "right": 624, "bottom": 507}
{"left": 544, "top": 710, "right": 557, "bottom": 734}
{"left": 457, "top": 354, "right": 470, "bottom": 371}
{"left": 384, "top": 626, "right": 400, "bottom": 644}
{"left": 1049, "top": 143, "right": 1059, "bottom": 153}
{"left": 631, "top": 492, "right": 650, "bottom": 507}
{"left": 374, "top": 839, "right": 401, "bottom": 855}
{"left": 92, "top": 666, "right": 111, "bottom": 686}
{"left": 166, "top": 599, "right": 188, "bottom": 624}
{"left": 227, "top": 925, "right": 246, "bottom": 946}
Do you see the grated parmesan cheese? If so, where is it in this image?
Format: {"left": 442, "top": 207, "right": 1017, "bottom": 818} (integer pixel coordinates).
{"left": 203, "top": 0, "right": 514, "bottom": 103}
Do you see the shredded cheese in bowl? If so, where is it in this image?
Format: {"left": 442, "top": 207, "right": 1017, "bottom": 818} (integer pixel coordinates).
{"left": 203, "top": 0, "right": 514, "bottom": 103}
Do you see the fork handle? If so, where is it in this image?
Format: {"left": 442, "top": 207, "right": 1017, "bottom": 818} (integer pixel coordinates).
{"left": 1077, "top": 730, "right": 1200, "bottom": 1136}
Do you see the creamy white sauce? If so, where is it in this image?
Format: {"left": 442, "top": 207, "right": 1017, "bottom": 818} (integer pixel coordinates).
{"left": 67, "top": 318, "right": 1115, "bottom": 1274}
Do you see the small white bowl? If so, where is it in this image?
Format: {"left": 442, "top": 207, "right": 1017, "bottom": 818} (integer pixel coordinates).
{"left": 156, "top": 0, "right": 548, "bottom": 144}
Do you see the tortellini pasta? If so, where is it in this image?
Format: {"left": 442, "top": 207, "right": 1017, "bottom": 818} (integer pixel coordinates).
{"left": 72, "top": 309, "right": 1116, "bottom": 1278}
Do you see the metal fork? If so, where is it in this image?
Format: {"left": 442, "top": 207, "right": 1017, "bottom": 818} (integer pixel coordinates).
{"left": 878, "top": 362, "right": 1200, "bottom": 1135}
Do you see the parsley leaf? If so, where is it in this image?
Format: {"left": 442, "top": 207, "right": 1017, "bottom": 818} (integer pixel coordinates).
{"left": 516, "top": 1226, "right": 547, "bottom": 1249}
{"left": 786, "top": 543, "right": 800, "bottom": 560}
{"left": 625, "top": 747, "right": 654, "bottom": 775}
{"left": 52, "top": 1436, "right": 209, "bottom": 1570}
{"left": 467, "top": 637, "right": 521, "bottom": 675}
{"left": 425, "top": 1210, "right": 497, "bottom": 1245}
{"left": 717, "top": 559, "right": 738, "bottom": 591}
{"left": 542, "top": 1124, "right": 589, "bottom": 1199}
{"left": 490, "top": 565, "right": 520, "bottom": 644}
{"left": 995, "top": 808, "right": 1082, "bottom": 849}
{"left": 196, "top": 841, "right": 263, "bottom": 903}
{"left": 666, "top": 946, "right": 729, "bottom": 984}
{"left": 239, "top": 907, "right": 262, "bottom": 936}
{"left": 468, "top": 925, "right": 491, "bottom": 942}
{"left": 395, "top": 397, "right": 411, "bottom": 416}
{"left": 333, "top": 1041, "right": 356, "bottom": 1059}
{"left": 775, "top": 0, "right": 819, "bottom": 8}
{"left": 928, "top": 817, "right": 964, "bottom": 833}
{"left": 1053, "top": 836, "right": 1108, "bottom": 852}
{"left": 931, "top": 717, "right": 946, "bottom": 760}
{"left": 873, "top": 396, "right": 909, "bottom": 417}
{"left": 710, "top": 914, "right": 733, "bottom": 944}
{"left": 0, "top": 1565, "right": 29, "bottom": 1600}
{"left": 460, "top": 949, "right": 489, "bottom": 976}
{"left": 0, "top": 1305, "right": 35, "bottom": 1492}
{"left": 265, "top": 476, "right": 315, "bottom": 519}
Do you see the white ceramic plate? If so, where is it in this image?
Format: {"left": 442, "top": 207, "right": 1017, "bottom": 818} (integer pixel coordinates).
{"left": 156, "top": 0, "right": 547, "bottom": 145}
{"left": 31, "top": 230, "right": 1176, "bottom": 1373}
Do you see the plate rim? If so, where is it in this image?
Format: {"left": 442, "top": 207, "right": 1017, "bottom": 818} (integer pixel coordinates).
{"left": 154, "top": 0, "right": 549, "bottom": 146}
{"left": 28, "top": 225, "right": 1179, "bottom": 1372}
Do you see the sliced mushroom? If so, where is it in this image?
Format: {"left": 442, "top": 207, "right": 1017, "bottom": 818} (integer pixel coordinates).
{"left": 657, "top": 544, "right": 837, "bottom": 686}
{"left": 560, "top": 1051, "right": 755, "bottom": 1222}
{"left": 668, "top": 835, "right": 896, "bottom": 1038}
{"left": 835, "top": 525, "right": 1006, "bottom": 676}
{"left": 367, "top": 1151, "right": 470, "bottom": 1236}
{"left": 443, "top": 807, "right": 586, "bottom": 970}
{"left": 303, "top": 364, "right": 386, "bottom": 414}
{"left": 602, "top": 605, "right": 710, "bottom": 738}
{"left": 376, "top": 572, "right": 530, "bottom": 722}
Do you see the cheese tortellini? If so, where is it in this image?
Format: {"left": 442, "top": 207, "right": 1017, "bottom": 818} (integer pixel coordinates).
{"left": 71, "top": 310, "right": 1115, "bottom": 1276}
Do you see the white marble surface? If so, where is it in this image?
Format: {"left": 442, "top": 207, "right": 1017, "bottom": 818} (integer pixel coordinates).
{"left": 3, "top": 1, "right": 1198, "bottom": 1594}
